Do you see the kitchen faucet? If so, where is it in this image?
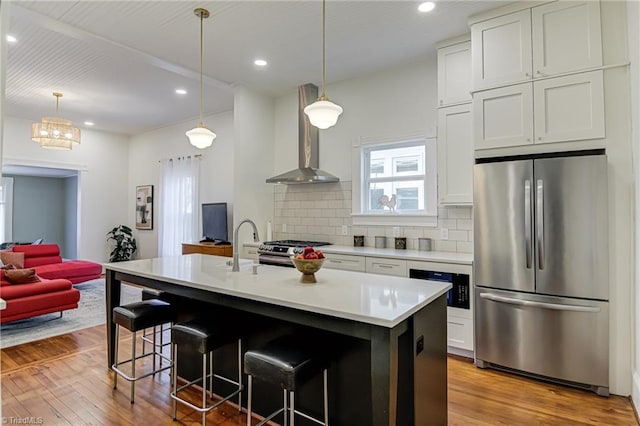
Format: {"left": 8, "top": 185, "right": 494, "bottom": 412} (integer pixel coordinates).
{"left": 232, "top": 218, "right": 260, "bottom": 272}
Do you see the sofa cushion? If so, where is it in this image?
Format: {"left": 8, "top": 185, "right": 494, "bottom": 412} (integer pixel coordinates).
{"left": 5, "top": 268, "right": 40, "bottom": 284}
{"left": 0, "top": 252, "right": 24, "bottom": 269}
{"left": 12, "top": 244, "right": 60, "bottom": 257}
{"left": 0, "top": 279, "right": 72, "bottom": 300}
{"left": 34, "top": 260, "right": 102, "bottom": 282}
{"left": 1, "top": 287, "right": 80, "bottom": 323}
{"left": 24, "top": 255, "right": 63, "bottom": 268}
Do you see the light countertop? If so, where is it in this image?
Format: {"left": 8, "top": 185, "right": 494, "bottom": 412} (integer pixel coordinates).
{"left": 243, "top": 242, "right": 473, "bottom": 265}
{"left": 105, "top": 254, "right": 450, "bottom": 328}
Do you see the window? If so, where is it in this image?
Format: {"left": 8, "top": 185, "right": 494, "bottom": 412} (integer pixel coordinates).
{"left": 158, "top": 157, "right": 200, "bottom": 256}
{"left": 352, "top": 137, "right": 437, "bottom": 226}
{"left": 0, "top": 177, "right": 14, "bottom": 243}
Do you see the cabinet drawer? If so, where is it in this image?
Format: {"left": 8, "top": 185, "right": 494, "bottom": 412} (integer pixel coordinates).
{"left": 366, "top": 257, "right": 407, "bottom": 277}
{"left": 447, "top": 316, "right": 473, "bottom": 351}
{"left": 323, "top": 254, "right": 366, "bottom": 272}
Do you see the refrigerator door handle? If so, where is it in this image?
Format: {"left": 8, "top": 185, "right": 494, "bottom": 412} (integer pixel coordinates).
{"left": 479, "top": 292, "right": 600, "bottom": 313}
{"left": 524, "top": 180, "right": 532, "bottom": 269}
{"left": 536, "top": 179, "right": 545, "bottom": 270}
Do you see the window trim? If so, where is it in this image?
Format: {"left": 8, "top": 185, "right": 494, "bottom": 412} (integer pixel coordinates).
{"left": 351, "top": 134, "right": 437, "bottom": 227}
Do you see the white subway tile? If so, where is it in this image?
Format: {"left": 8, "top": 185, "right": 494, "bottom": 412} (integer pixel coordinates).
{"left": 457, "top": 219, "right": 473, "bottom": 230}
{"left": 438, "top": 218, "right": 457, "bottom": 229}
{"left": 449, "top": 207, "right": 472, "bottom": 219}
{"left": 437, "top": 208, "right": 449, "bottom": 219}
{"left": 457, "top": 241, "right": 473, "bottom": 253}
{"left": 449, "top": 230, "right": 469, "bottom": 241}
{"left": 434, "top": 240, "right": 457, "bottom": 252}
{"left": 329, "top": 218, "right": 344, "bottom": 227}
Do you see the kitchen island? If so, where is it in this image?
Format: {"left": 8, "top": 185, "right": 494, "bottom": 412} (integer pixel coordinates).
{"left": 105, "top": 254, "right": 450, "bottom": 425}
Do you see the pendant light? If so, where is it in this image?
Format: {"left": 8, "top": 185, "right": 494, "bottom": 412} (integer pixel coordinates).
{"left": 31, "top": 92, "right": 80, "bottom": 150}
{"left": 186, "top": 8, "right": 216, "bottom": 149}
{"left": 304, "top": 0, "right": 343, "bottom": 129}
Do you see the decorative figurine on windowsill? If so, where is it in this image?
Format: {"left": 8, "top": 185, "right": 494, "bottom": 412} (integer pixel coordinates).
{"left": 378, "top": 194, "right": 397, "bottom": 213}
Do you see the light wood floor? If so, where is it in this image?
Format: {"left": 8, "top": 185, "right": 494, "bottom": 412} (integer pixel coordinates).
{"left": 1, "top": 325, "right": 637, "bottom": 425}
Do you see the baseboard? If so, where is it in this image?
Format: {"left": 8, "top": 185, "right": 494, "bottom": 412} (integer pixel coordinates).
{"left": 632, "top": 371, "right": 640, "bottom": 422}
{"left": 447, "top": 346, "right": 474, "bottom": 359}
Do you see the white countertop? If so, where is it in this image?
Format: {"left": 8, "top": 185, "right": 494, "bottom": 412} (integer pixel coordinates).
{"left": 106, "top": 254, "right": 450, "bottom": 328}
{"left": 243, "top": 242, "right": 473, "bottom": 265}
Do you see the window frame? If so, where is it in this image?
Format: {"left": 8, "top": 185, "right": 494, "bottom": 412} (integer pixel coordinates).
{"left": 351, "top": 134, "right": 437, "bottom": 227}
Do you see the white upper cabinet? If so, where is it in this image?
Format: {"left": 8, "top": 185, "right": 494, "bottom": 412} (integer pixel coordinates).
{"left": 438, "top": 104, "right": 473, "bottom": 205}
{"left": 533, "top": 70, "right": 605, "bottom": 144}
{"left": 532, "top": 1, "right": 602, "bottom": 77}
{"left": 474, "top": 83, "right": 534, "bottom": 150}
{"left": 472, "top": 9, "right": 532, "bottom": 91}
{"left": 437, "top": 41, "right": 472, "bottom": 106}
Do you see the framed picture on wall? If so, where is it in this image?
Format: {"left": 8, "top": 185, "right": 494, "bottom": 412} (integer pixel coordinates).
{"left": 136, "top": 185, "right": 153, "bottom": 230}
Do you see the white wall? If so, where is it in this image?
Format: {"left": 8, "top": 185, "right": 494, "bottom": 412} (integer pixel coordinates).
{"left": 128, "top": 111, "right": 234, "bottom": 259}
{"left": 273, "top": 58, "right": 437, "bottom": 181}
{"left": 628, "top": 0, "right": 640, "bottom": 411}
{"left": 233, "top": 86, "right": 275, "bottom": 244}
{"left": 2, "top": 116, "right": 129, "bottom": 262}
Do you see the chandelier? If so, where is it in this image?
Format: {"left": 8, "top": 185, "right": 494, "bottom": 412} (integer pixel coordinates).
{"left": 31, "top": 92, "right": 80, "bottom": 150}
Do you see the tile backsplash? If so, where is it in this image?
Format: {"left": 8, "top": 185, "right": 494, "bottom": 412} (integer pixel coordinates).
{"left": 272, "top": 181, "right": 472, "bottom": 253}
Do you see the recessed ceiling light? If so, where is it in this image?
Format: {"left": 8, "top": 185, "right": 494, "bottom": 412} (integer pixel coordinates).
{"left": 175, "top": 89, "right": 187, "bottom": 95}
{"left": 6, "top": 35, "right": 17, "bottom": 43}
{"left": 254, "top": 59, "right": 267, "bottom": 67}
{"left": 418, "top": 2, "right": 436, "bottom": 13}
{"left": 84, "top": 121, "right": 94, "bottom": 126}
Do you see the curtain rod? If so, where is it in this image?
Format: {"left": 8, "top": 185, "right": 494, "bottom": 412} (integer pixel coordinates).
{"left": 158, "top": 154, "right": 202, "bottom": 163}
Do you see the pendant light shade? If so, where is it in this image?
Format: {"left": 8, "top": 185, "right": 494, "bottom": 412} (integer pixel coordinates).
{"left": 186, "top": 8, "right": 216, "bottom": 149}
{"left": 31, "top": 92, "right": 80, "bottom": 150}
{"left": 304, "top": 0, "right": 343, "bottom": 129}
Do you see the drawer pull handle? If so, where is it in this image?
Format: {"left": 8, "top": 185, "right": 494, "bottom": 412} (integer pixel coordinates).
{"left": 375, "top": 264, "right": 394, "bottom": 269}
{"left": 479, "top": 293, "right": 600, "bottom": 313}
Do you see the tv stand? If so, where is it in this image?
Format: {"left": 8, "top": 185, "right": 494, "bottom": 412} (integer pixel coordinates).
{"left": 181, "top": 242, "right": 232, "bottom": 257}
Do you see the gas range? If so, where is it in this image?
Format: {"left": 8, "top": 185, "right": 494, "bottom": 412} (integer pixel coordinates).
{"left": 258, "top": 240, "right": 331, "bottom": 267}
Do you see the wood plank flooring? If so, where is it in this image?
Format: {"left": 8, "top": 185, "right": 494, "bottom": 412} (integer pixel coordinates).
{"left": 1, "top": 325, "right": 637, "bottom": 425}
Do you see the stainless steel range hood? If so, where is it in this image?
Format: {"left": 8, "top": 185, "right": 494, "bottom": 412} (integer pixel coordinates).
{"left": 266, "top": 84, "right": 339, "bottom": 184}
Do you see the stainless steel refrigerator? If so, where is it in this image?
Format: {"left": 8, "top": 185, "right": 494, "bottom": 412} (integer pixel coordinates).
{"left": 473, "top": 153, "right": 609, "bottom": 396}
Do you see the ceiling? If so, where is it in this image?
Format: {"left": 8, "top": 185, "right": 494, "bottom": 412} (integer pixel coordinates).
{"left": 5, "top": 1, "right": 502, "bottom": 136}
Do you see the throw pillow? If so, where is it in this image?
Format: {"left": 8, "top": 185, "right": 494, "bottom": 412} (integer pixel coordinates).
{"left": 1, "top": 263, "right": 17, "bottom": 270}
{"left": 0, "top": 252, "right": 24, "bottom": 269}
{"left": 5, "top": 268, "right": 40, "bottom": 284}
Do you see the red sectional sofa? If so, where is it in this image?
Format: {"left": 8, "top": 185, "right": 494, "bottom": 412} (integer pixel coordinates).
{"left": 0, "top": 272, "right": 80, "bottom": 323}
{"left": 0, "top": 244, "right": 102, "bottom": 323}
{"left": 11, "top": 244, "right": 102, "bottom": 284}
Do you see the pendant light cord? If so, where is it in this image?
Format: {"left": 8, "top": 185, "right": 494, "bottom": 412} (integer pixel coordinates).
{"left": 321, "top": 0, "right": 326, "bottom": 99}
{"left": 199, "top": 11, "right": 204, "bottom": 126}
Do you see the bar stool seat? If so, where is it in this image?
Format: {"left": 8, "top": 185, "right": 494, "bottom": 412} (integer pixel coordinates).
{"left": 140, "top": 289, "right": 171, "bottom": 369}
{"left": 244, "top": 334, "right": 329, "bottom": 426}
{"left": 171, "top": 320, "right": 244, "bottom": 425}
{"left": 112, "top": 299, "right": 174, "bottom": 403}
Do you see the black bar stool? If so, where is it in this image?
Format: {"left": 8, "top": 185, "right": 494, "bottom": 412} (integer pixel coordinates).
{"left": 112, "top": 299, "right": 174, "bottom": 403}
{"left": 244, "top": 334, "right": 329, "bottom": 426}
{"left": 140, "top": 289, "right": 171, "bottom": 371}
{"left": 171, "top": 320, "right": 244, "bottom": 425}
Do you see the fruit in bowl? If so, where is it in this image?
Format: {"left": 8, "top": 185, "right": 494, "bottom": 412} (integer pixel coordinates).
{"left": 291, "top": 247, "right": 325, "bottom": 283}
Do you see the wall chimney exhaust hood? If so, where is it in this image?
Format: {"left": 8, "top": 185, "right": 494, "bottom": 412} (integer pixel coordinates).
{"left": 266, "top": 84, "right": 339, "bottom": 184}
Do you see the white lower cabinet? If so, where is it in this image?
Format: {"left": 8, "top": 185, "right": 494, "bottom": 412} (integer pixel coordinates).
{"left": 242, "top": 245, "right": 259, "bottom": 261}
{"left": 323, "top": 253, "right": 366, "bottom": 272}
{"left": 365, "top": 257, "right": 407, "bottom": 277}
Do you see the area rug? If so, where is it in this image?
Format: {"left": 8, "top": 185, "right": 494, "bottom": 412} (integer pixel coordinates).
{"left": 0, "top": 278, "right": 142, "bottom": 349}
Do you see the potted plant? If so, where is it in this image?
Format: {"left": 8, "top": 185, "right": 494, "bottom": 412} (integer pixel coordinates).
{"left": 107, "top": 225, "right": 137, "bottom": 262}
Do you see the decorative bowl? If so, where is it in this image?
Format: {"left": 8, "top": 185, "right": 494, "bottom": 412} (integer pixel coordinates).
{"left": 290, "top": 256, "right": 325, "bottom": 284}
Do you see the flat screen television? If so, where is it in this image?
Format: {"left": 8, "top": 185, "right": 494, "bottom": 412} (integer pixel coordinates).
{"left": 201, "top": 202, "right": 228, "bottom": 242}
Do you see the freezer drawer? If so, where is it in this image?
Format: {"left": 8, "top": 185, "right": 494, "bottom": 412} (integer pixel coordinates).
{"left": 475, "top": 287, "right": 608, "bottom": 390}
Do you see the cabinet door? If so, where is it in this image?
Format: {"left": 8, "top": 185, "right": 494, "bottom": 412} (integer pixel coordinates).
{"left": 365, "top": 257, "right": 407, "bottom": 277}
{"left": 532, "top": 1, "right": 602, "bottom": 77}
{"left": 473, "top": 83, "right": 533, "bottom": 150}
{"left": 438, "top": 104, "right": 473, "bottom": 205}
{"left": 472, "top": 9, "right": 532, "bottom": 90}
{"left": 437, "top": 41, "right": 471, "bottom": 106}
{"left": 533, "top": 70, "right": 605, "bottom": 144}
